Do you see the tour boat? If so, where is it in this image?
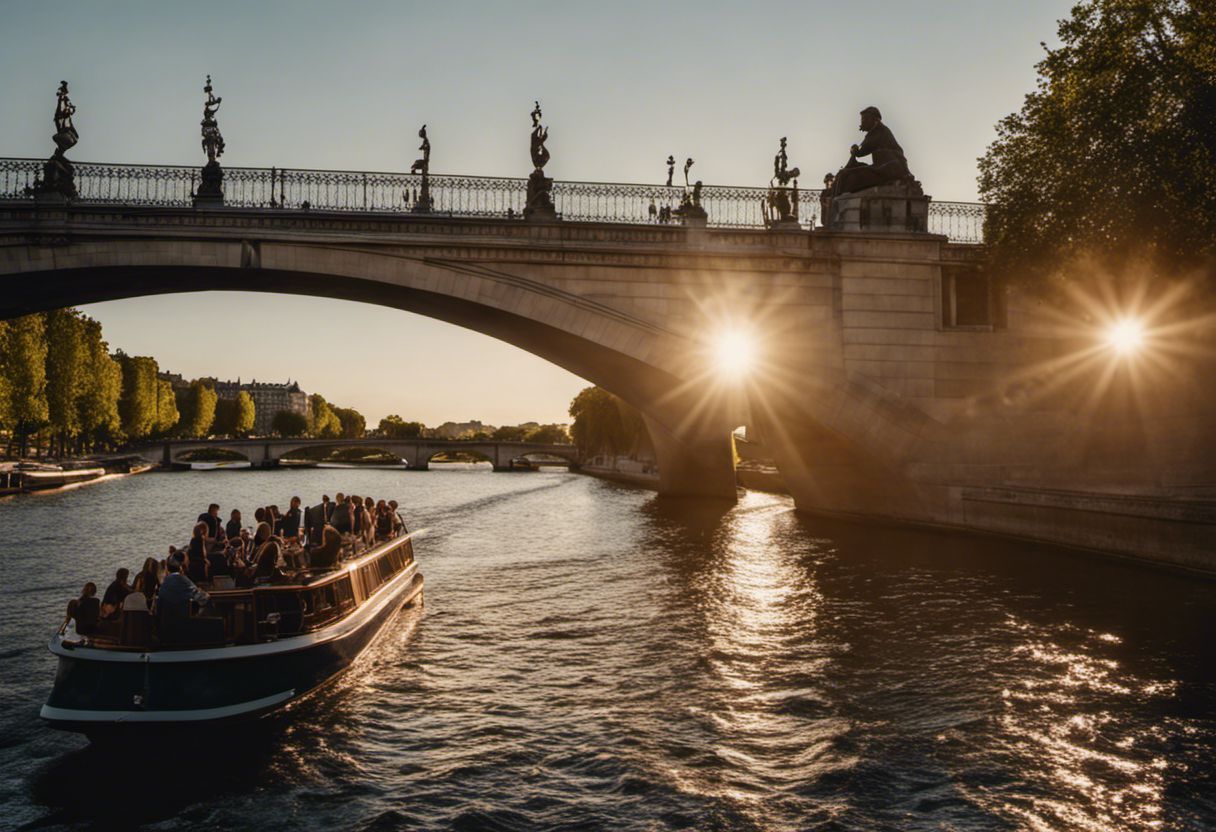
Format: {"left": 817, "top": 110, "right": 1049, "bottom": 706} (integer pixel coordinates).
{"left": 41, "top": 529, "right": 424, "bottom": 736}
{"left": 0, "top": 462, "right": 108, "bottom": 494}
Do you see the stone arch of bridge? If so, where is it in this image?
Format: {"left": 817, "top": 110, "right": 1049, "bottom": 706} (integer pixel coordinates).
{"left": 1, "top": 236, "right": 944, "bottom": 508}
{"left": 170, "top": 443, "right": 253, "bottom": 464}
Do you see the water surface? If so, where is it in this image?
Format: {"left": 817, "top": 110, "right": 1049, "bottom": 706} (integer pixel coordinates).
{"left": 0, "top": 469, "right": 1212, "bottom": 830}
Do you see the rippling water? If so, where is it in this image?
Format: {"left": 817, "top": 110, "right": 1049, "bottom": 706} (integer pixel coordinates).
{"left": 0, "top": 469, "right": 1213, "bottom": 831}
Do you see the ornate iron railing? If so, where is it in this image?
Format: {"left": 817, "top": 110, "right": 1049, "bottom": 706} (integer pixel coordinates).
{"left": 0, "top": 158, "right": 986, "bottom": 243}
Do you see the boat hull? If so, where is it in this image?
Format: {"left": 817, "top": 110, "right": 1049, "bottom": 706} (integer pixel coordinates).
{"left": 41, "top": 566, "right": 423, "bottom": 735}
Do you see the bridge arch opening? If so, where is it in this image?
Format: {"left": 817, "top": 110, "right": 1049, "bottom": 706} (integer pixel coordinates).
{"left": 280, "top": 445, "right": 407, "bottom": 467}
{"left": 173, "top": 447, "right": 251, "bottom": 468}
{"left": 426, "top": 449, "right": 495, "bottom": 470}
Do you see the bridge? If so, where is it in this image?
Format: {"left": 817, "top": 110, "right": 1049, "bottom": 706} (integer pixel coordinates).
{"left": 1, "top": 157, "right": 1212, "bottom": 571}
{"left": 152, "top": 437, "right": 579, "bottom": 470}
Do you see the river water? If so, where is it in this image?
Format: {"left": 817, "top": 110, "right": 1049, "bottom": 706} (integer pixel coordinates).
{"left": 0, "top": 469, "right": 1212, "bottom": 831}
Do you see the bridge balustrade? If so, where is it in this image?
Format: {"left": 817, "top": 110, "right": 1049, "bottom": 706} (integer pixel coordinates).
{"left": 0, "top": 157, "right": 986, "bottom": 243}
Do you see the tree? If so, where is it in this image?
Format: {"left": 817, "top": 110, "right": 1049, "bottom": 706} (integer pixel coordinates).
{"left": 378, "top": 414, "right": 425, "bottom": 438}
{"left": 568, "top": 386, "right": 645, "bottom": 457}
{"left": 177, "top": 380, "right": 217, "bottom": 438}
{"left": 308, "top": 393, "right": 342, "bottom": 438}
{"left": 153, "top": 378, "right": 179, "bottom": 436}
{"left": 212, "top": 397, "right": 239, "bottom": 437}
{"left": 43, "top": 308, "right": 85, "bottom": 457}
{"left": 492, "top": 425, "right": 529, "bottom": 442}
{"left": 76, "top": 317, "right": 121, "bottom": 452}
{"left": 978, "top": 0, "right": 1216, "bottom": 282}
{"left": 2, "top": 314, "right": 49, "bottom": 456}
{"left": 332, "top": 406, "right": 366, "bottom": 439}
{"left": 233, "top": 391, "right": 255, "bottom": 436}
{"left": 525, "top": 423, "right": 570, "bottom": 444}
{"left": 272, "top": 409, "right": 309, "bottom": 437}
{"left": 117, "top": 353, "right": 160, "bottom": 440}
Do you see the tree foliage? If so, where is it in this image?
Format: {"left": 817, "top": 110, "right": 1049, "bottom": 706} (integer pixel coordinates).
{"left": 117, "top": 353, "right": 161, "bottom": 440}
{"left": 3, "top": 314, "right": 50, "bottom": 454}
{"left": 378, "top": 414, "right": 425, "bottom": 438}
{"left": 979, "top": 0, "right": 1216, "bottom": 281}
{"left": 76, "top": 317, "right": 121, "bottom": 450}
{"left": 272, "top": 409, "right": 309, "bottom": 437}
{"left": 308, "top": 393, "right": 342, "bottom": 439}
{"left": 332, "top": 406, "right": 366, "bottom": 439}
{"left": 177, "top": 380, "right": 217, "bottom": 438}
{"left": 525, "top": 423, "right": 570, "bottom": 444}
{"left": 212, "top": 391, "right": 255, "bottom": 437}
{"left": 154, "top": 378, "right": 179, "bottom": 435}
{"left": 568, "top": 386, "right": 645, "bottom": 457}
{"left": 44, "top": 309, "right": 85, "bottom": 452}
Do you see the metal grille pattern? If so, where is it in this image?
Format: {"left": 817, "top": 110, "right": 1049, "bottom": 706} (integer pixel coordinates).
{"left": 0, "top": 158, "right": 985, "bottom": 243}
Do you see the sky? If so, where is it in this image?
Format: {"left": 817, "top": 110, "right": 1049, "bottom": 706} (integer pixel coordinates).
{"left": 0, "top": 0, "right": 1073, "bottom": 426}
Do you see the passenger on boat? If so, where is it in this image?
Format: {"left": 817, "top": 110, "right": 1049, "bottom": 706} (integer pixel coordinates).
{"left": 389, "top": 500, "right": 406, "bottom": 535}
{"left": 186, "top": 522, "right": 209, "bottom": 584}
{"left": 375, "top": 500, "right": 393, "bottom": 540}
{"left": 268, "top": 505, "right": 282, "bottom": 535}
{"left": 306, "top": 496, "right": 330, "bottom": 545}
{"left": 59, "top": 582, "right": 100, "bottom": 636}
{"left": 363, "top": 497, "right": 377, "bottom": 545}
{"left": 121, "top": 580, "right": 149, "bottom": 612}
{"left": 136, "top": 557, "right": 160, "bottom": 606}
{"left": 308, "top": 525, "right": 342, "bottom": 570}
{"left": 197, "top": 503, "right": 222, "bottom": 540}
{"left": 100, "top": 568, "right": 133, "bottom": 619}
{"left": 330, "top": 494, "right": 353, "bottom": 535}
{"left": 350, "top": 494, "right": 365, "bottom": 539}
{"left": 254, "top": 506, "right": 267, "bottom": 527}
{"left": 207, "top": 541, "right": 232, "bottom": 581}
{"left": 156, "top": 559, "right": 217, "bottom": 643}
{"left": 225, "top": 509, "right": 243, "bottom": 541}
{"left": 281, "top": 496, "right": 303, "bottom": 541}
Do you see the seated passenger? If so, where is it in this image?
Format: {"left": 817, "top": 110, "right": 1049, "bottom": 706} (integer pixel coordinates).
{"left": 122, "top": 579, "right": 149, "bottom": 612}
{"left": 253, "top": 538, "right": 287, "bottom": 582}
{"left": 225, "top": 509, "right": 243, "bottom": 541}
{"left": 155, "top": 558, "right": 209, "bottom": 622}
{"left": 207, "top": 544, "right": 231, "bottom": 580}
{"left": 136, "top": 557, "right": 160, "bottom": 607}
{"left": 308, "top": 525, "right": 342, "bottom": 570}
{"left": 100, "top": 568, "right": 133, "bottom": 619}
{"left": 60, "top": 582, "right": 100, "bottom": 636}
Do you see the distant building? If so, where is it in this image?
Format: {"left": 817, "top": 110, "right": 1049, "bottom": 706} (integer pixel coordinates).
{"left": 157, "top": 371, "right": 188, "bottom": 391}
{"left": 212, "top": 378, "right": 311, "bottom": 435}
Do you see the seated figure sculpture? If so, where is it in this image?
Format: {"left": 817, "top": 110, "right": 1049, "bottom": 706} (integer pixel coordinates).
{"left": 829, "top": 107, "right": 920, "bottom": 197}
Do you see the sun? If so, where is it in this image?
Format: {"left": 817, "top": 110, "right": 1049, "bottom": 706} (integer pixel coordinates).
{"left": 715, "top": 330, "right": 755, "bottom": 380}
{"left": 1106, "top": 318, "right": 1145, "bottom": 355}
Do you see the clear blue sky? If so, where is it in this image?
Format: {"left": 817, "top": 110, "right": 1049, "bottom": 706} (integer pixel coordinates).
{"left": 1, "top": 0, "right": 1072, "bottom": 426}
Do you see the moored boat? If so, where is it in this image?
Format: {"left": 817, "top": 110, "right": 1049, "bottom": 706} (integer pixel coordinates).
{"left": 42, "top": 529, "right": 424, "bottom": 736}
{"left": 0, "top": 461, "right": 108, "bottom": 494}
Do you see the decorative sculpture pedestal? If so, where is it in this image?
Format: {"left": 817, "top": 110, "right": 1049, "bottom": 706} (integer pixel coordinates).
{"left": 827, "top": 182, "right": 929, "bottom": 234}
{"left": 194, "top": 160, "right": 224, "bottom": 206}
{"left": 525, "top": 169, "right": 557, "bottom": 221}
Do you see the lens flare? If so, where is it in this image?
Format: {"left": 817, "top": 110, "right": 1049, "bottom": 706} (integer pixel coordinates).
{"left": 1106, "top": 319, "right": 1145, "bottom": 355}
{"left": 715, "top": 330, "right": 755, "bottom": 379}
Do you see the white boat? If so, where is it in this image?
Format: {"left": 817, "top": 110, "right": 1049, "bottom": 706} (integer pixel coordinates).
{"left": 190, "top": 461, "right": 253, "bottom": 471}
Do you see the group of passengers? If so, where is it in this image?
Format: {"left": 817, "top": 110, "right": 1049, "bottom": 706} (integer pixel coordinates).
{"left": 60, "top": 493, "right": 407, "bottom": 640}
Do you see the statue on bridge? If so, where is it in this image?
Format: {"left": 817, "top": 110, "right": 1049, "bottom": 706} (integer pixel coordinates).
{"left": 822, "top": 107, "right": 929, "bottom": 233}
{"left": 196, "top": 75, "right": 226, "bottom": 204}
{"left": 29, "top": 81, "right": 79, "bottom": 200}
{"left": 765, "top": 136, "right": 801, "bottom": 229}
{"left": 827, "top": 107, "right": 920, "bottom": 198}
{"left": 408, "top": 124, "right": 433, "bottom": 213}
{"left": 525, "top": 101, "right": 556, "bottom": 220}
{"left": 674, "top": 157, "right": 707, "bottom": 225}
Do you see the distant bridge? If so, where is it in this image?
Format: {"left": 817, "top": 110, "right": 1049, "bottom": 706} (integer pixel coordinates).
{"left": 148, "top": 437, "right": 579, "bottom": 471}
